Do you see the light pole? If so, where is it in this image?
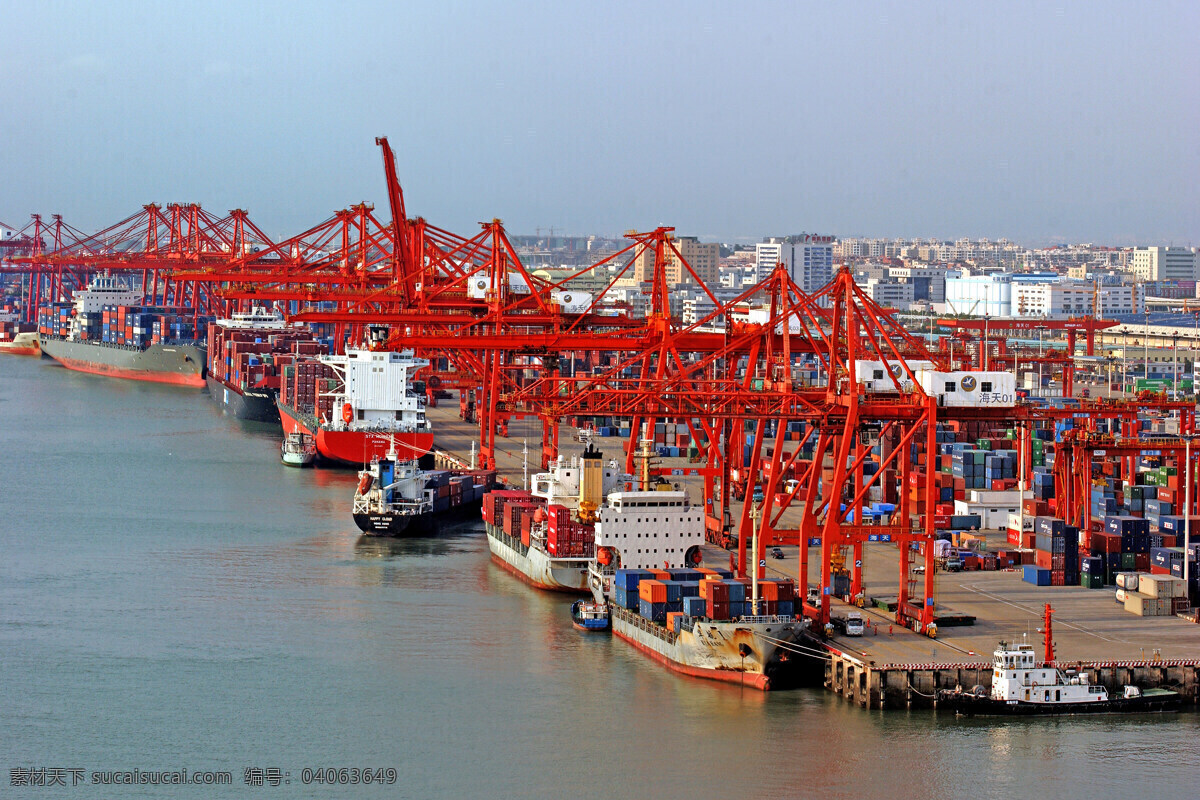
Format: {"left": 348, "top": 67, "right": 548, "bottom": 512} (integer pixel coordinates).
{"left": 1173, "top": 334, "right": 1179, "bottom": 397}
{"left": 1122, "top": 329, "right": 1128, "bottom": 394}
{"left": 1186, "top": 436, "right": 1193, "bottom": 590}
{"left": 750, "top": 496, "right": 761, "bottom": 616}
{"left": 1144, "top": 310, "right": 1150, "bottom": 385}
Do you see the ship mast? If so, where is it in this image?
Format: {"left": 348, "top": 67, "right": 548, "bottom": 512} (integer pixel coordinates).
{"left": 1043, "top": 603, "right": 1054, "bottom": 665}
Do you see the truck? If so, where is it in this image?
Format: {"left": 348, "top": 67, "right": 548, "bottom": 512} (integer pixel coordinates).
{"left": 844, "top": 611, "right": 865, "bottom": 637}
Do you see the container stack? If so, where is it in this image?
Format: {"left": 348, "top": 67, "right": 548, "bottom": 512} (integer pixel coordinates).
{"left": 544, "top": 504, "right": 595, "bottom": 557}
{"left": 1123, "top": 573, "right": 1189, "bottom": 616}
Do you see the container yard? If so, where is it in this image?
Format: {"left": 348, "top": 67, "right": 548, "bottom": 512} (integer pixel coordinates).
{"left": 2, "top": 138, "right": 1198, "bottom": 711}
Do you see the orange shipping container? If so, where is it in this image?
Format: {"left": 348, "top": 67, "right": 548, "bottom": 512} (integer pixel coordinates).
{"left": 639, "top": 580, "right": 668, "bottom": 603}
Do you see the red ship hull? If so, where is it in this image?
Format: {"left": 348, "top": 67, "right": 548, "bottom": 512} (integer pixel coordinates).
{"left": 52, "top": 355, "right": 206, "bottom": 386}
{"left": 612, "top": 626, "right": 772, "bottom": 691}
{"left": 278, "top": 402, "right": 434, "bottom": 466}
{"left": 0, "top": 342, "right": 40, "bottom": 356}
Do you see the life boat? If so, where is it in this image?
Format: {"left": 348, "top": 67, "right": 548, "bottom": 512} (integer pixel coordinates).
{"left": 596, "top": 546, "right": 616, "bottom": 566}
{"left": 357, "top": 472, "right": 373, "bottom": 495}
{"left": 342, "top": 403, "right": 354, "bottom": 424}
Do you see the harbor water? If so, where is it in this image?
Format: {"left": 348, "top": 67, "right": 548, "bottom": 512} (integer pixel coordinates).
{"left": 2, "top": 354, "right": 1196, "bottom": 799}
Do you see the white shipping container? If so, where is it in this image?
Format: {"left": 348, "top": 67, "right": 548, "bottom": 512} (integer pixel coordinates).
{"left": 1007, "top": 513, "right": 1034, "bottom": 533}
{"left": 1115, "top": 572, "right": 1141, "bottom": 590}
{"left": 1124, "top": 593, "right": 1158, "bottom": 616}
{"left": 553, "top": 290, "right": 593, "bottom": 314}
{"left": 1115, "top": 588, "right": 1127, "bottom": 603}
{"left": 1139, "top": 574, "right": 1185, "bottom": 599}
{"left": 854, "top": 360, "right": 935, "bottom": 393}
{"left": 916, "top": 371, "right": 1016, "bottom": 407}
{"left": 969, "top": 490, "right": 1021, "bottom": 504}
{"left": 953, "top": 500, "right": 1017, "bottom": 529}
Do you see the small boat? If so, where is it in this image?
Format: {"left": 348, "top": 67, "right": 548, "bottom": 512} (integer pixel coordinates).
{"left": 281, "top": 432, "right": 317, "bottom": 467}
{"left": 570, "top": 600, "right": 610, "bottom": 632}
{"left": 938, "top": 639, "right": 1182, "bottom": 716}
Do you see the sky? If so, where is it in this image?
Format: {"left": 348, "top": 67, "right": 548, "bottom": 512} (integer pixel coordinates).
{"left": 2, "top": 1, "right": 1197, "bottom": 247}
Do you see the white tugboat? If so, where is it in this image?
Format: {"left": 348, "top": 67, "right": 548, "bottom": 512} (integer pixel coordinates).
{"left": 939, "top": 605, "right": 1181, "bottom": 715}
{"left": 280, "top": 432, "right": 317, "bottom": 467}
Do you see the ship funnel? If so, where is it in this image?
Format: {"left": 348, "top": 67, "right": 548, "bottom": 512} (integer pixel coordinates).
{"left": 578, "top": 443, "right": 603, "bottom": 523}
{"left": 367, "top": 325, "right": 389, "bottom": 351}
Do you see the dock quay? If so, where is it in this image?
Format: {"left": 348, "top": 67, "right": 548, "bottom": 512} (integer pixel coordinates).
{"left": 826, "top": 648, "right": 1200, "bottom": 710}
{"left": 426, "top": 400, "right": 1200, "bottom": 707}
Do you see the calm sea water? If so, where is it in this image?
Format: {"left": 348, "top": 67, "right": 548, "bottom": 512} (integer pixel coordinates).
{"left": 2, "top": 355, "right": 1196, "bottom": 799}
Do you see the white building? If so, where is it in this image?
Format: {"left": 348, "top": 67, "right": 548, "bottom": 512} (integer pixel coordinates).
{"left": 863, "top": 278, "right": 915, "bottom": 309}
{"left": 755, "top": 235, "right": 835, "bottom": 292}
{"left": 1012, "top": 281, "right": 1094, "bottom": 318}
{"left": 1096, "top": 284, "right": 1143, "bottom": 316}
{"left": 1130, "top": 247, "right": 1198, "bottom": 283}
{"left": 888, "top": 265, "right": 949, "bottom": 303}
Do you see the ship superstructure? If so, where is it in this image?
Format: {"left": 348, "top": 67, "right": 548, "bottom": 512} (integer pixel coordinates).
{"left": 277, "top": 340, "right": 434, "bottom": 465}
{"left": 206, "top": 308, "right": 323, "bottom": 421}
{"left": 484, "top": 445, "right": 628, "bottom": 593}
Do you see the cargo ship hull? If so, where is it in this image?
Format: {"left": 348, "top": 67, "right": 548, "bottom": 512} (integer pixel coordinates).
{"left": 938, "top": 690, "right": 1182, "bottom": 716}
{"left": 0, "top": 332, "right": 40, "bottom": 356}
{"left": 40, "top": 336, "right": 205, "bottom": 387}
{"left": 206, "top": 375, "right": 280, "bottom": 422}
{"left": 354, "top": 500, "right": 483, "bottom": 537}
{"left": 485, "top": 524, "right": 591, "bottom": 593}
{"left": 610, "top": 605, "right": 805, "bottom": 691}
{"left": 278, "top": 399, "right": 434, "bottom": 466}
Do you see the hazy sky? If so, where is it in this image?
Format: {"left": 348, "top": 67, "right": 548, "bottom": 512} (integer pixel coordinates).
{"left": 3, "top": 1, "right": 1197, "bottom": 246}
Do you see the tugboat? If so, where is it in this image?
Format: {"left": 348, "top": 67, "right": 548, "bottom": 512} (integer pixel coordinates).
{"left": 570, "top": 599, "right": 611, "bottom": 632}
{"left": 280, "top": 432, "right": 317, "bottom": 467}
{"left": 938, "top": 605, "right": 1182, "bottom": 715}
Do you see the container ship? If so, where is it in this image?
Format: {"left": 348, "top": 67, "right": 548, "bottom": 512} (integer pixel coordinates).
{"left": 37, "top": 276, "right": 209, "bottom": 386}
{"left": 482, "top": 445, "right": 628, "bottom": 593}
{"left": 206, "top": 308, "right": 325, "bottom": 422}
{"left": 0, "top": 312, "right": 39, "bottom": 356}
{"left": 581, "top": 446, "right": 810, "bottom": 690}
{"left": 351, "top": 443, "right": 495, "bottom": 535}
{"left": 277, "top": 342, "right": 434, "bottom": 466}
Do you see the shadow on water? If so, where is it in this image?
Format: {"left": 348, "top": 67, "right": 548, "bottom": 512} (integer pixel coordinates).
{"left": 353, "top": 522, "right": 484, "bottom": 561}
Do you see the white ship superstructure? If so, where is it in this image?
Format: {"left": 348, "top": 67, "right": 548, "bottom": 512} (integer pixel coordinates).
{"left": 319, "top": 348, "right": 431, "bottom": 435}
{"left": 588, "top": 489, "right": 706, "bottom": 604}
{"left": 68, "top": 275, "right": 140, "bottom": 340}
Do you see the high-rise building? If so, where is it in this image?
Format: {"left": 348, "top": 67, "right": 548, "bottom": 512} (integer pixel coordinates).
{"left": 624, "top": 235, "right": 719, "bottom": 287}
{"left": 755, "top": 235, "right": 834, "bottom": 292}
{"left": 1130, "top": 247, "right": 1198, "bottom": 282}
